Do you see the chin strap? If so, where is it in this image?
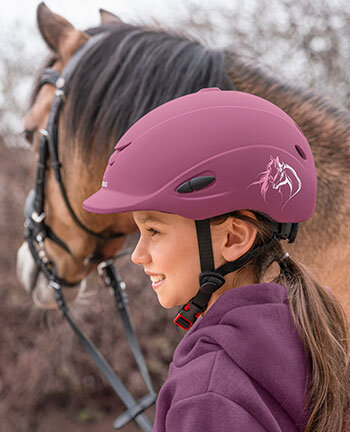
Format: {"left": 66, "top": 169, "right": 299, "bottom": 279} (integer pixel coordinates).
{"left": 174, "top": 218, "right": 298, "bottom": 331}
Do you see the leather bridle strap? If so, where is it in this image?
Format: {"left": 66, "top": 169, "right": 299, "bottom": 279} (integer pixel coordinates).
{"left": 39, "top": 67, "right": 60, "bottom": 88}
{"left": 24, "top": 204, "right": 157, "bottom": 430}
{"left": 51, "top": 259, "right": 156, "bottom": 432}
{"left": 34, "top": 32, "right": 125, "bottom": 241}
{"left": 23, "top": 31, "right": 157, "bottom": 431}
{"left": 97, "top": 259, "right": 157, "bottom": 429}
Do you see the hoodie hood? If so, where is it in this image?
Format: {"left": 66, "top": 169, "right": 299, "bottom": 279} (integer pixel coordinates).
{"left": 171, "top": 282, "right": 311, "bottom": 430}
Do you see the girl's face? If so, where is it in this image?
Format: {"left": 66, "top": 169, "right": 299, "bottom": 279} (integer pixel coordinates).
{"left": 131, "top": 211, "right": 207, "bottom": 309}
{"left": 131, "top": 210, "right": 257, "bottom": 311}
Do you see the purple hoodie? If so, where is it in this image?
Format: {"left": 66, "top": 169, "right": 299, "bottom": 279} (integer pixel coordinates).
{"left": 153, "top": 283, "right": 310, "bottom": 431}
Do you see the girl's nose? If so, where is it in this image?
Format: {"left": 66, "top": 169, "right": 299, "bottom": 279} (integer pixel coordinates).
{"left": 131, "top": 238, "right": 151, "bottom": 266}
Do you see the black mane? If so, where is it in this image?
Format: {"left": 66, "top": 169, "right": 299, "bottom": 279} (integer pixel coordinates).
{"left": 59, "top": 22, "right": 233, "bottom": 164}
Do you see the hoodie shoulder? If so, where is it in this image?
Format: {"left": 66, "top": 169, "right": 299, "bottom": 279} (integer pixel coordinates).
{"left": 162, "top": 282, "right": 310, "bottom": 431}
{"left": 161, "top": 392, "right": 270, "bottom": 432}
{"left": 203, "top": 282, "right": 289, "bottom": 326}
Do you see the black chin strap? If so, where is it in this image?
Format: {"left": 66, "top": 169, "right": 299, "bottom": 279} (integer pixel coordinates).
{"left": 173, "top": 220, "right": 225, "bottom": 330}
{"left": 174, "top": 218, "right": 298, "bottom": 331}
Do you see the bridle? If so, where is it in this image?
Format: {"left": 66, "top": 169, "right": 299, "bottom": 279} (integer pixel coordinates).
{"left": 23, "top": 32, "right": 156, "bottom": 431}
{"left": 25, "top": 33, "right": 124, "bottom": 274}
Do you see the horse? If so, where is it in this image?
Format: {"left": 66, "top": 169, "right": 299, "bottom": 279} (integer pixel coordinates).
{"left": 16, "top": 3, "right": 350, "bottom": 328}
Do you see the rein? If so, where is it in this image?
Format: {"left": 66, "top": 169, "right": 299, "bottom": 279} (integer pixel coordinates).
{"left": 23, "top": 33, "right": 156, "bottom": 431}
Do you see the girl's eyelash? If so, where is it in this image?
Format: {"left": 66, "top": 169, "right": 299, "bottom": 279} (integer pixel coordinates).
{"left": 146, "top": 228, "right": 159, "bottom": 236}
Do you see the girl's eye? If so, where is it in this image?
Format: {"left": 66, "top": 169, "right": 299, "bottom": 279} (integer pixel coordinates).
{"left": 146, "top": 228, "right": 159, "bottom": 236}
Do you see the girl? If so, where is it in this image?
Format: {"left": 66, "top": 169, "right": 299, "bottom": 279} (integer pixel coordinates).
{"left": 83, "top": 88, "right": 350, "bottom": 431}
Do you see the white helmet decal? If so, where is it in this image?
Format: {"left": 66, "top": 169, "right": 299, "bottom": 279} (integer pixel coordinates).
{"left": 248, "top": 155, "right": 302, "bottom": 210}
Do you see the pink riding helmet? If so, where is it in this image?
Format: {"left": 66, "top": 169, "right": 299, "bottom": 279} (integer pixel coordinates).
{"left": 83, "top": 88, "right": 317, "bottom": 330}
{"left": 83, "top": 88, "right": 316, "bottom": 222}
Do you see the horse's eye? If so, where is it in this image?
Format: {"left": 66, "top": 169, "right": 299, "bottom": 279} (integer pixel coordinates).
{"left": 22, "top": 129, "right": 35, "bottom": 144}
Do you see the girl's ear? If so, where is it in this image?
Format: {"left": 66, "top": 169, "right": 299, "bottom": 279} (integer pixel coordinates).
{"left": 221, "top": 211, "right": 258, "bottom": 262}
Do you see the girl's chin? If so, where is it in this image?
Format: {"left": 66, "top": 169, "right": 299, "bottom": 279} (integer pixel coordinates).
{"left": 156, "top": 295, "right": 178, "bottom": 310}
{"left": 158, "top": 300, "right": 174, "bottom": 309}
{"left": 157, "top": 296, "right": 190, "bottom": 310}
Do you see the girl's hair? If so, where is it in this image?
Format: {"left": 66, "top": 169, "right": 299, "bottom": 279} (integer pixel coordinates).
{"left": 209, "top": 210, "right": 350, "bottom": 432}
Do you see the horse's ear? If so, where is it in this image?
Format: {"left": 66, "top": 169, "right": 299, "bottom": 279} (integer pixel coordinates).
{"left": 99, "top": 8, "right": 123, "bottom": 25}
{"left": 36, "top": 2, "right": 88, "bottom": 63}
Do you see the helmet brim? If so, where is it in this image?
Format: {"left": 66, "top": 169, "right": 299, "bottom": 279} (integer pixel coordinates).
{"left": 82, "top": 187, "right": 141, "bottom": 214}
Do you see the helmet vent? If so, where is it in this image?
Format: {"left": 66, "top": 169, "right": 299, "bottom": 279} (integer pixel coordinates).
{"left": 295, "top": 145, "right": 307, "bottom": 160}
{"left": 176, "top": 176, "right": 216, "bottom": 193}
{"left": 116, "top": 141, "right": 132, "bottom": 152}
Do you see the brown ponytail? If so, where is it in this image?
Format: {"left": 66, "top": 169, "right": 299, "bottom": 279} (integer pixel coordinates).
{"left": 210, "top": 210, "right": 350, "bottom": 432}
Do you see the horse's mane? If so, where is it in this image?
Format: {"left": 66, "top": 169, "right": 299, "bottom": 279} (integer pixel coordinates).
{"left": 30, "top": 19, "right": 350, "bottom": 168}
{"left": 30, "top": 21, "right": 234, "bottom": 165}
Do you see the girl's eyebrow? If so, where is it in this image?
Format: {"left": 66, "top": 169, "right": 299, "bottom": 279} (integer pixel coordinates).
{"left": 135, "top": 216, "right": 168, "bottom": 225}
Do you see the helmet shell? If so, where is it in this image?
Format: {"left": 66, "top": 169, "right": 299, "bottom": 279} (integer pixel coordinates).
{"left": 83, "top": 88, "right": 317, "bottom": 223}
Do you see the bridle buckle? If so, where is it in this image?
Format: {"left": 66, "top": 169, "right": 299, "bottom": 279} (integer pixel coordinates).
{"left": 97, "top": 260, "right": 112, "bottom": 286}
{"left": 32, "top": 210, "right": 46, "bottom": 223}
{"left": 48, "top": 280, "right": 61, "bottom": 291}
{"left": 39, "top": 128, "right": 49, "bottom": 137}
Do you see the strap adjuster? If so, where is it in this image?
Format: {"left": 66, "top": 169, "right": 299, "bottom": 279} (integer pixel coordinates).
{"left": 199, "top": 271, "right": 225, "bottom": 293}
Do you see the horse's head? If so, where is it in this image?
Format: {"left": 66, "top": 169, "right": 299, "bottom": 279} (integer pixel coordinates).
{"left": 16, "top": 3, "right": 136, "bottom": 309}
{"left": 17, "top": 2, "right": 236, "bottom": 309}
{"left": 268, "top": 155, "right": 284, "bottom": 190}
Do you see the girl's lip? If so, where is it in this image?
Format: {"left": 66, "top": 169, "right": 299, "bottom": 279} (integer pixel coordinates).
{"left": 152, "top": 277, "right": 166, "bottom": 290}
{"left": 145, "top": 270, "right": 165, "bottom": 276}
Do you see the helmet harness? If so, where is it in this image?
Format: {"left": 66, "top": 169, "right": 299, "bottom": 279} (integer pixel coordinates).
{"left": 174, "top": 216, "right": 298, "bottom": 330}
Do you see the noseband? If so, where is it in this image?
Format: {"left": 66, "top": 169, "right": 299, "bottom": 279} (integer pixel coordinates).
{"left": 23, "top": 32, "right": 156, "bottom": 431}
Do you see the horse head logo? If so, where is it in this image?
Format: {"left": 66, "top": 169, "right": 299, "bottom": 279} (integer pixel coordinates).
{"left": 248, "top": 155, "right": 302, "bottom": 210}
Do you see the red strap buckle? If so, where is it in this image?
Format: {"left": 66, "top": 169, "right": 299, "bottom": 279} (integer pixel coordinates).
{"left": 173, "top": 312, "right": 193, "bottom": 330}
{"left": 173, "top": 303, "right": 202, "bottom": 331}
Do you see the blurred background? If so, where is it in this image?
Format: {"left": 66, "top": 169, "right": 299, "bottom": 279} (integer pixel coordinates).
{"left": 1, "top": 0, "right": 349, "bottom": 431}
